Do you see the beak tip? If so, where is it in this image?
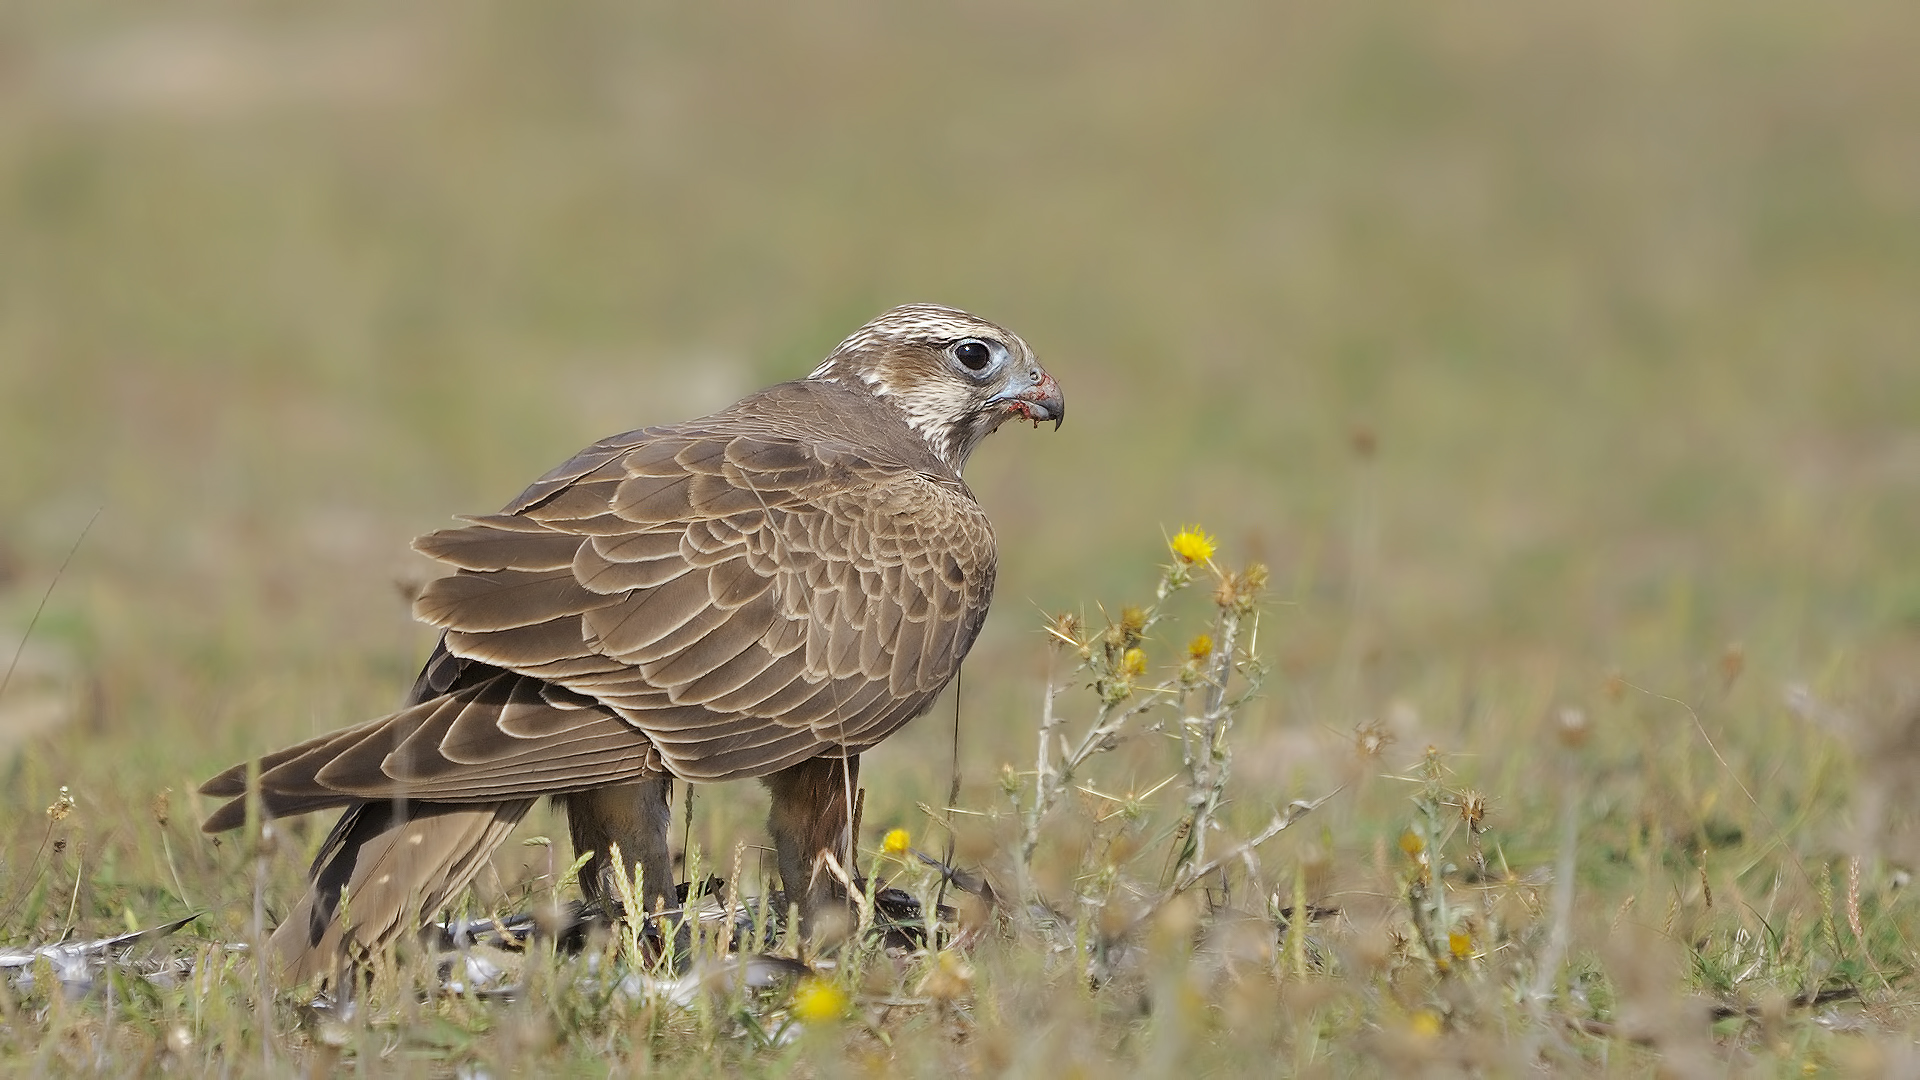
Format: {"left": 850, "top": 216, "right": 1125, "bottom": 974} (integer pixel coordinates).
{"left": 999, "top": 371, "right": 1064, "bottom": 431}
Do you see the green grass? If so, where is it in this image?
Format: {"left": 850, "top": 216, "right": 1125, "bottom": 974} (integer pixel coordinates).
{"left": 4, "top": 0, "right": 1920, "bottom": 1074}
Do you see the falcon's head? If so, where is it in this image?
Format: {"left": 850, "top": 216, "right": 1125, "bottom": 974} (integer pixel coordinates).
{"left": 809, "top": 304, "right": 1065, "bottom": 472}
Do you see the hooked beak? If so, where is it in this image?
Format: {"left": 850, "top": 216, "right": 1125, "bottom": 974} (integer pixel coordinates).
{"left": 994, "top": 369, "right": 1065, "bottom": 430}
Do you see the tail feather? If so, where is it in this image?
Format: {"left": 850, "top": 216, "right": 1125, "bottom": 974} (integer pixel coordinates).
{"left": 270, "top": 798, "right": 534, "bottom": 988}
{"left": 199, "top": 718, "right": 392, "bottom": 831}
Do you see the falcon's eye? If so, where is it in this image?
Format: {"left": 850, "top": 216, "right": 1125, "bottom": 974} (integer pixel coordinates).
{"left": 951, "top": 339, "right": 994, "bottom": 372}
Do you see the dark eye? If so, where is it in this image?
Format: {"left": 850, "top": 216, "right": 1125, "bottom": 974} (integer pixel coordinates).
{"left": 952, "top": 339, "right": 992, "bottom": 372}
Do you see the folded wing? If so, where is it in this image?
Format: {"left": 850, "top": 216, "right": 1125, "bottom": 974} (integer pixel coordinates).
{"left": 204, "top": 421, "right": 996, "bottom": 824}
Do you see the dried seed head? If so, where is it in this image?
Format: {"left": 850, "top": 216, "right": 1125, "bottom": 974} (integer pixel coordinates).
{"left": 1118, "top": 605, "right": 1148, "bottom": 647}
{"left": 152, "top": 788, "right": 172, "bottom": 829}
{"left": 1048, "top": 611, "right": 1082, "bottom": 650}
{"left": 1355, "top": 721, "right": 1394, "bottom": 760}
{"left": 46, "top": 786, "right": 74, "bottom": 823}
{"left": 1456, "top": 789, "right": 1489, "bottom": 829}
{"left": 1205, "top": 563, "right": 1264, "bottom": 614}
{"left": 1243, "top": 562, "right": 1270, "bottom": 593}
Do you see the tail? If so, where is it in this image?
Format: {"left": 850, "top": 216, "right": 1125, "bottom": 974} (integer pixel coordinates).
{"left": 271, "top": 797, "right": 535, "bottom": 988}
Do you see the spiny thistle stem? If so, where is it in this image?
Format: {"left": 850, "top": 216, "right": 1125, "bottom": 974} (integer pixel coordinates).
{"left": 1016, "top": 585, "right": 1182, "bottom": 900}
{"left": 1014, "top": 532, "right": 1294, "bottom": 930}
{"left": 1176, "top": 603, "right": 1243, "bottom": 877}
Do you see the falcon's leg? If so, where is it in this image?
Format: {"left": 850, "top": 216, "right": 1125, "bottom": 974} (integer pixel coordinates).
{"left": 563, "top": 777, "right": 676, "bottom": 917}
{"left": 764, "top": 754, "right": 860, "bottom": 933}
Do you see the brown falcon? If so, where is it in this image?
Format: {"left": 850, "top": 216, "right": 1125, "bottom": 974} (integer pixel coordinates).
{"left": 199, "top": 304, "right": 1063, "bottom": 985}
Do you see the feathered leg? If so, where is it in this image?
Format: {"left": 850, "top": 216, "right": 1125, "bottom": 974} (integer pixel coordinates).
{"left": 764, "top": 754, "right": 860, "bottom": 933}
{"left": 561, "top": 778, "right": 676, "bottom": 916}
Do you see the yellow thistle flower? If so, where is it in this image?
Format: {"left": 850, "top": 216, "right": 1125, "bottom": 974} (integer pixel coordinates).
{"left": 1169, "top": 526, "right": 1216, "bottom": 564}
{"left": 1448, "top": 930, "right": 1471, "bottom": 959}
{"left": 1186, "top": 634, "right": 1213, "bottom": 661}
{"left": 791, "top": 977, "right": 849, "bottom": 1023}
{"left": 882, "top": 828, "right": 911, "bottom": 858}
{"left": 1121, "top": 647, "right": 1148, "bottom": 678}
{"left": 1410, "top": 1009, "right": 1443, "bottom": 1037}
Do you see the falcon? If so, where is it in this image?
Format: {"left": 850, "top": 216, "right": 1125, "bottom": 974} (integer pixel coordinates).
{"left": 199, "top": 304, "right": 1063, "bottom": 985}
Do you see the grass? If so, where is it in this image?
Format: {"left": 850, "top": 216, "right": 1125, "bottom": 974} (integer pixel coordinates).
{"left": 4, "top": 0, "right": 1920, "bottom": 1074}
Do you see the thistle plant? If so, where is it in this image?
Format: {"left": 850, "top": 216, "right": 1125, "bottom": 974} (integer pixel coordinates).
{"left": 1005, "top": 528, "right": 1329, "bottom": 946}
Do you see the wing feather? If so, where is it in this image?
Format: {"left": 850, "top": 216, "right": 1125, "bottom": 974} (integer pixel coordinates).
{"left": 415, "top": 568, "right": 616, "bottom": 632}
{"left": 573, "top": 533, "right": 690, "bottom": 593}
{"left": 444, "top": 619, "right": 588, "bottom": 669}
{"left": 581, "top": 570, "right": 716, "bottom": 656}
{"left": 646, "top": 596, "right": 777, "bottom": 688}
{"left": 673, "top": 640, "right": 779, "bottom": 704}
{"left": 413, "top": 525, "right": 583, "bottom": 572}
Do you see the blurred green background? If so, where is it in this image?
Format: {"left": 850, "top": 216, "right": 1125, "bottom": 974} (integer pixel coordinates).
{"left": 3, "top": 0, "right": 1919, "bottom": 935}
